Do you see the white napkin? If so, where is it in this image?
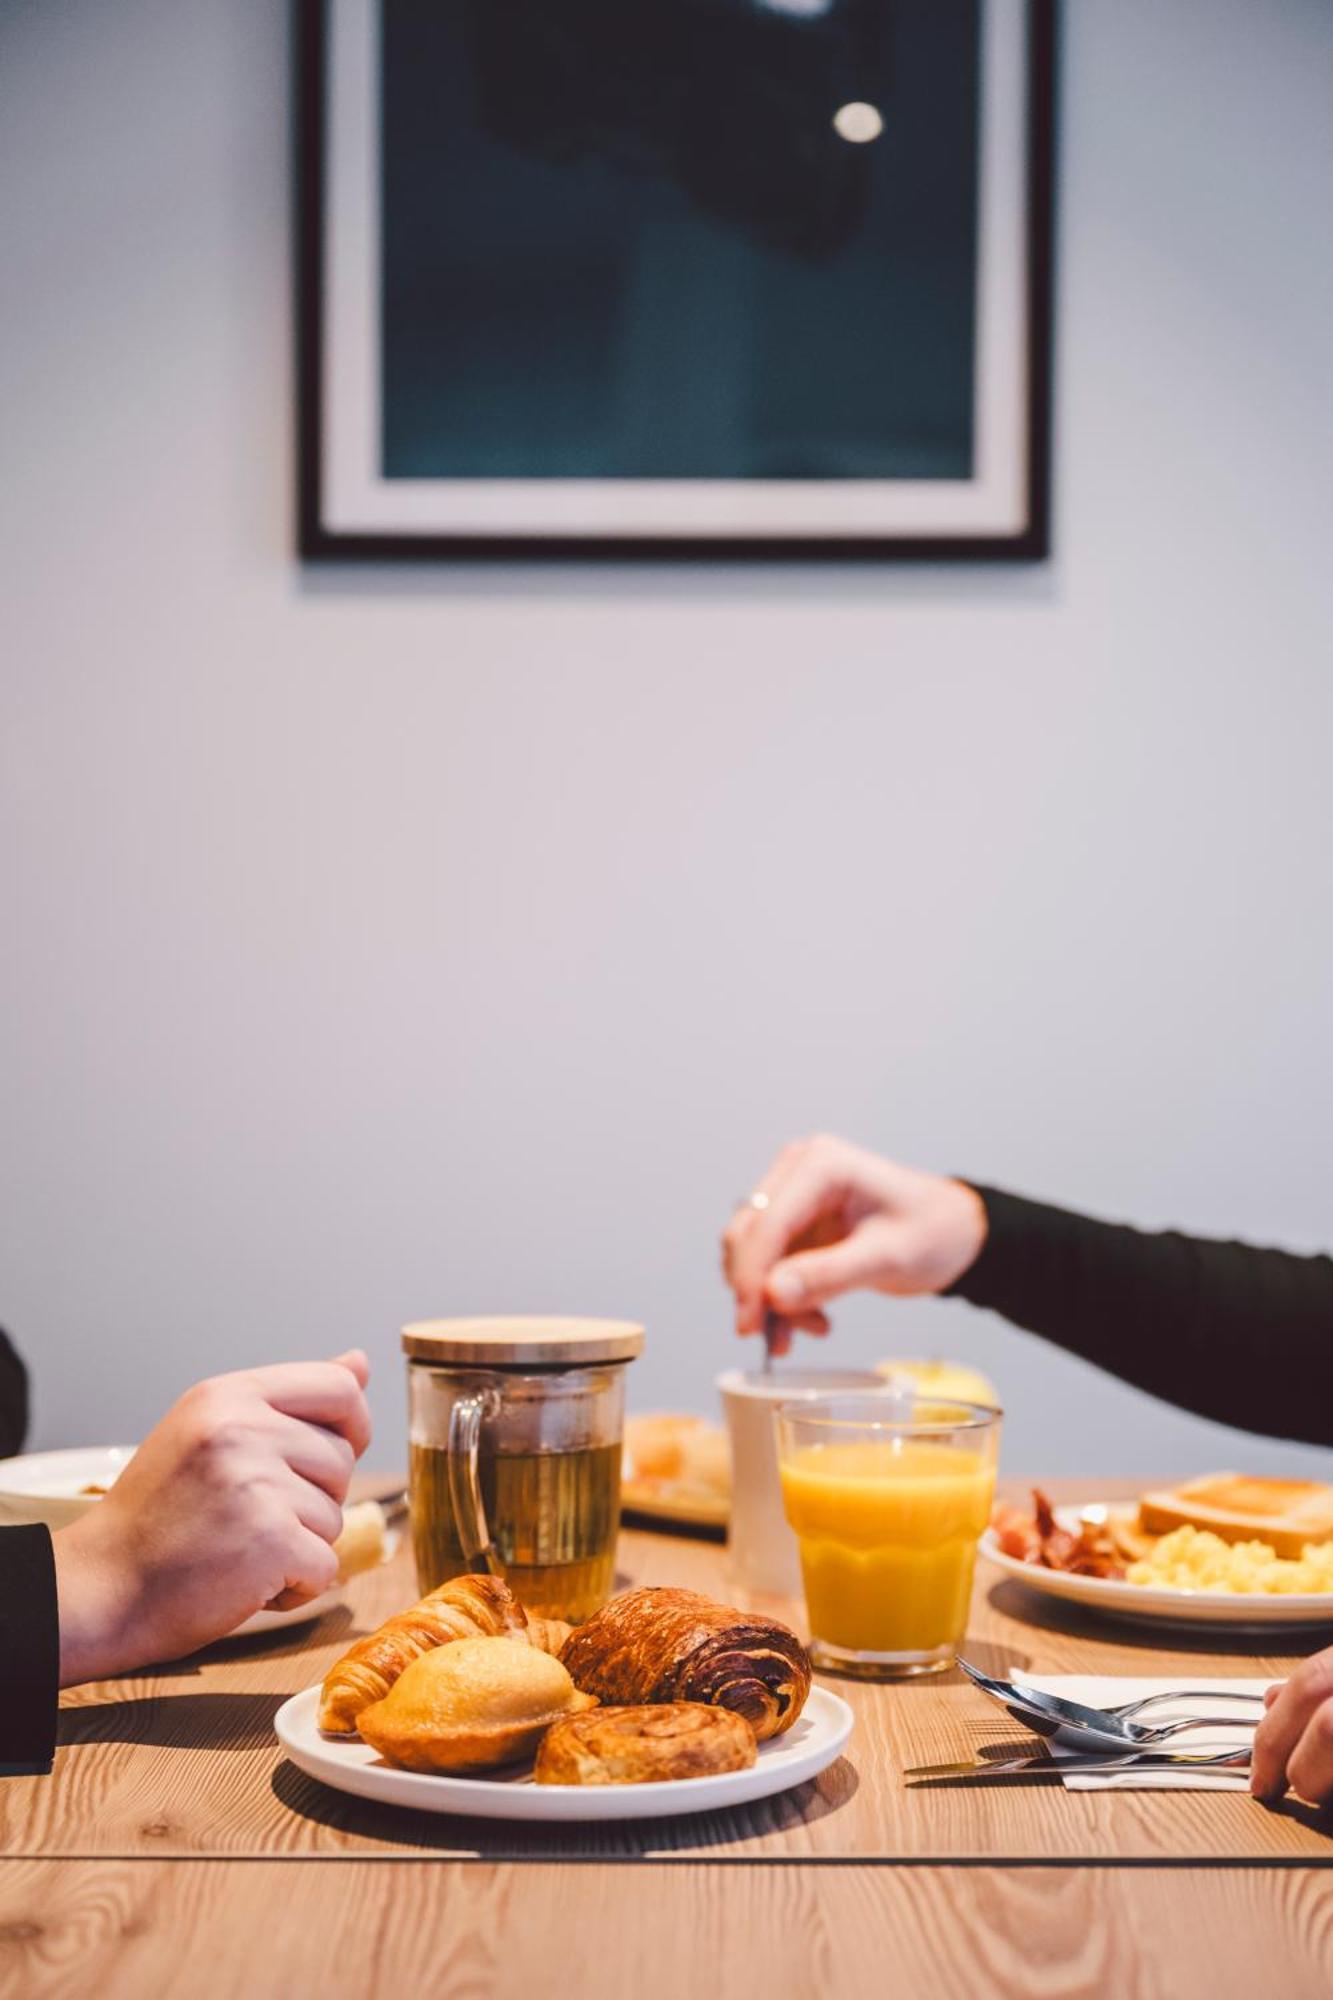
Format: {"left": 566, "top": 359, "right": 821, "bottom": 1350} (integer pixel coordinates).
{"left": 1014, "top": 1674, "right": 1274, "bottom": 1791}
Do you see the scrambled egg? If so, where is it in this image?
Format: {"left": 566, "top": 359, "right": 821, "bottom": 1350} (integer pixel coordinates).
{"left": 1129, "top": 1526, "right": 1333, "bottom": 1595}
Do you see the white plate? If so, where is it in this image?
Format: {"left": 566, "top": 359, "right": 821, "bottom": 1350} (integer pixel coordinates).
{"left": 0, "top": 1445, "right": 391, "bottom": 1641}
{"left": 226, "top": 1527, "right": 398, "bottom": 1638}
{"left": 981, "top": 1504, "right": 1333, "bottom": 1631}
{"left": 274, "top": 1683, "right": 853, "bottom": 1822}
{"left": 0, "top": 1445, "right": 136, "bottom": 1531}
{"left": 230, "top": 1586, "right": 350, "bottom": 1639}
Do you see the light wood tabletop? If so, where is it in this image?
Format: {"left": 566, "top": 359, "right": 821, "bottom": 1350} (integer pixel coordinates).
{"left": 5, "top": 1480, "right": 1333, "bottom": 1997}
{"left": 1, "top": 1861, "right": 1331, "bottom": 2000}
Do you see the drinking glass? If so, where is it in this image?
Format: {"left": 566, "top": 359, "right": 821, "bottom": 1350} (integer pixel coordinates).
{"left": 777, "top": 1395, "right": 1001, "bottom": 1678}
{"left": 404, "top": 1317, "right": 643, "bottom": 1623}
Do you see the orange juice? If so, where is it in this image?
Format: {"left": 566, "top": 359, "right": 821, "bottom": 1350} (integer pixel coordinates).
{"left": 780, "top": 1439, "right": 995, "bottom": 1654}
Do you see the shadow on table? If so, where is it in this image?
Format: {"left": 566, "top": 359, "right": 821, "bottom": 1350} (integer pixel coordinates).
{"left": 269, "top": 1753, "right": 859, "bottom": 1859}
{"left": 138, "top": 1608, "right": 362, "bottom": 1679}
{"left": 814, "top": 1636, "right": 1031, "bottom": 1687}
{"left": 1272, "top": 1794, "right": 1333, "bottom": 1840}
{"left": 984, "top": 1579, "right": 1333, "bottom": 1658}
{"left": 57, "top": 1691, "right": 284, "bottom": 1753}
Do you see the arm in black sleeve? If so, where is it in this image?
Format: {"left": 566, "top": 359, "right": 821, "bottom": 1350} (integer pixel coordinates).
{"left": 0, "top": 1328, "right": 29, "bottom": 1458}
{"left": 0, "top": 1525, "right": 59, "bottom": 1771}
{"left": 948, "top": 1186, "right": 1333, "bottom": 1448}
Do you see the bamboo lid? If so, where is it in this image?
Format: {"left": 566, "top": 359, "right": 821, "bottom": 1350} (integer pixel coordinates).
{"left": 401, "top": 1316, "right": 645, "bottom": 1368}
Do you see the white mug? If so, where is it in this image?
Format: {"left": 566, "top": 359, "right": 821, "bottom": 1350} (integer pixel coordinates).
{"left": 717, "top": 1367, "right": 884, "bottom": 1600}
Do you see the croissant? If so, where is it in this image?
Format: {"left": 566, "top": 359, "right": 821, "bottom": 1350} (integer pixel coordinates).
{"left": 522, "top": 1617, "right": 574, "bottom": 1658}
{"left": 318, "top": 1573, "right": 528, "bottom": 1735}
{"left": 560, "top": 1587, "right": 811, "bottom": 1742}
{"left": 536, "top": 1702, "right": 756, "bottom": 1786}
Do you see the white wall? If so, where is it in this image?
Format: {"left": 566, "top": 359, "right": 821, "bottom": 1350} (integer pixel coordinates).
{"left": 2, "top": 0, "right": 1331, "bottom": 1478}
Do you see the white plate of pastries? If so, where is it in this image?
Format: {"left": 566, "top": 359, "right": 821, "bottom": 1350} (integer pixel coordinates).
{"left": 275, "top": 1573, "right": 852, "bottom": 1821}
{"left": 982, "top": 1474, "right": 1333, "bottom": 1630}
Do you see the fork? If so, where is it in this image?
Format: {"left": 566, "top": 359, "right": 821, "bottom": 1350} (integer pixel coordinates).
{"left": 1090, "top": 1688, "right": 1270, "bottom": 1724}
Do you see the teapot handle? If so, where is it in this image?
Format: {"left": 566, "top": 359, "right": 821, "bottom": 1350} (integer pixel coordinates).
{"left": 446, "top": 1388, "right": 503, "bottom": 1575}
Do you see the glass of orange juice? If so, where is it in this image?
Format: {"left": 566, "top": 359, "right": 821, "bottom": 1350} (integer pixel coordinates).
{"left": 777, "top": 1395, "right": 1001, "bottom": 1678}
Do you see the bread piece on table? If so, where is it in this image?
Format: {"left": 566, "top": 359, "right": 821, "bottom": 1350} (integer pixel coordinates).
{"left": 623, "top": 1414, "right": 706, "bottom": 1482}
{"left": 357, "top": 1637, "right": 596, "bottom": 1775}
{"left": 332, "top": 1500, "right": 388, "bottom": 1581}
{"left": 536, "top": 1702, "right": 756, "bottom": 1786}
{"left": 1138, "top": 1474, "right": 1333, "bottom": 1559}
{"left": 318, "top": 1573, "right": 528, "bottom": 1736}
{"left": 560, "top": 1586, "right": 811, "bottom": 1742}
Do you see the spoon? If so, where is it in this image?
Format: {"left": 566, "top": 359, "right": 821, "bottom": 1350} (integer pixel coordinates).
{"left": 958, "top": 1659, "right": 1265, "bottom": 1753}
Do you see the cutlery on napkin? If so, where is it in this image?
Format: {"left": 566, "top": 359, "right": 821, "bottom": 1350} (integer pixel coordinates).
{"left": 1010, "top": 1674, "right": 1270, "bottom": 1791}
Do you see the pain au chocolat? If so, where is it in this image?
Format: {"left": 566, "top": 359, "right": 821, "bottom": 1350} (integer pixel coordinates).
{"left": 536, "top": 1701, "right": 756, "bottom": 1785}
{"left": 560, "top": 1587, "right": 811, "bottom": 1742}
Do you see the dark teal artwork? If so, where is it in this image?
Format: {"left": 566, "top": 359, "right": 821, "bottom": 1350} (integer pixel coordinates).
{"left": 380, "top": 0, "right": 981, "bottom": 483}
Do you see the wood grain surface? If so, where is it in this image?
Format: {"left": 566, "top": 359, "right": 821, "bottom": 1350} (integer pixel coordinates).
{"left": 1, "top": 1861, "right": 1331, "bottom": 2000}
{"left": 5, "top": 1484, "right": 1333, "bottom": 1864}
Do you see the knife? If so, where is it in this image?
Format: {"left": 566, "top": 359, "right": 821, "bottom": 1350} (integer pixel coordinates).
{"left": 905, "top": 1748, "right": 1252, "bottom": 1781}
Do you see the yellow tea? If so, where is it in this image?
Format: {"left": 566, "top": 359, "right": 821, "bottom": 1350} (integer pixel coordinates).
{"left": 410, "top": 1440, "right": 621, "bottom": 1624}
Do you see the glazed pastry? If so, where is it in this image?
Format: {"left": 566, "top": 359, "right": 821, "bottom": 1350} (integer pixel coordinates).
{"left": 357, "top": 1636, "right": 596, "bottom": 1774}
{"left": 560, "top": 1588, "right": 811, "bottom": 1742}
{"left": 318, "top": 1573, "right": 528, "bottom": 1735}
{"left": 535, "top": 1702, "right": 755, "bottom": 1786}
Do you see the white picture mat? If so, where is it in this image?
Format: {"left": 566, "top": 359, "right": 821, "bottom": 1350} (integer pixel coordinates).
{"left": 321, "top": 0, "right": 1032, "bottom": 540}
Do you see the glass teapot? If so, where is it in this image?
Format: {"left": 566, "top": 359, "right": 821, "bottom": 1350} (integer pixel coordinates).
{"left": 402, "top": 1316, "right": 643, "bottom": 1623}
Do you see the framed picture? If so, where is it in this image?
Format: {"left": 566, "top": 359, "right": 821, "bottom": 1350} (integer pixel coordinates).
{"left": 300, "top": 0, "right": 1055, "bottom": 561}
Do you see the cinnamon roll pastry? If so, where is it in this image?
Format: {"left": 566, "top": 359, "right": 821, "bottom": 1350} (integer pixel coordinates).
{"left": 358, "top": 1637, "right": 596, "bottom": 1775}
{"left": 535, "top": 1702, "right": 756, "bottom": 1786}
{"left": 318, "top": 1573, "right": 528, "bottom": 1736}
{"left": 560, "top": 1588, "right": 811, "bottom": 1742}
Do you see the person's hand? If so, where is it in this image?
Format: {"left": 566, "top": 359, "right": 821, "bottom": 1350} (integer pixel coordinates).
{"left": 1250, "top": 1650, "right": 1333, "bottom": 1808}
{"left": 721, "top": 1135, "right": 989, "bottom": 1356}
{"left": 52, "top": 1352, "right": 372, "bottom": 1685}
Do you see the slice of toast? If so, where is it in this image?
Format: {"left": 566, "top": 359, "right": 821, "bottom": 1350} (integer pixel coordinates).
{"left": 1138, "top": 1474, "right": 1333, "bottom": 1559}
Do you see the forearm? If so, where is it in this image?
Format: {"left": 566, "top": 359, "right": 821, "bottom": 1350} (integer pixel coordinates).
{"left": 949, "top": 1185, "right": 1333, "bottom": 1447}
{"left": 52, "top": 1517, "right": 140, "bottom": 1687}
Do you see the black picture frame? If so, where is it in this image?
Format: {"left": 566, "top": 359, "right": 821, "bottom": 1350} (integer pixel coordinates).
{"left": 298, "top": 0, "right": 1057, "bottom": 563}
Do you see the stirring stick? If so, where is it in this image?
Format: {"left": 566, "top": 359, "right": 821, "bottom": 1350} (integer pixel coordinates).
{"left": 762, "top": 1309, "right": 779, "bottom": 1375}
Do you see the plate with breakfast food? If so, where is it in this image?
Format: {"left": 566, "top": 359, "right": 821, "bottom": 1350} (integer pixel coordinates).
{"left": 620, "top": 1413, "right": 731, "bottom": 1534}
{"left": 982, "top": 1474, "right": 1333, "bottom": 1630}
{"left": 275, "top": 1571, "right": 852, "bottom": 1820}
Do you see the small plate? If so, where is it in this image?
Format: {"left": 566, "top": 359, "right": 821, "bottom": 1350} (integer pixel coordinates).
{"left": 981, "top": 1504, "right": 1333, "bottom": 1631}
{"left": 0, "top": 1445, "right": 136, "bottom": 1531}
{"left": 620, "top": 1478, "right": 729, "bottom": 1536}
{"left": 231, "top": 1588, "right": 349, "bottom": 1639}
{"left": 0, "top": 1446, "right": 392, "bottom": 1641}
{"left": 274, "top": 1683, "right": 853, "bottom": 1822}
{"left": 226, "top": 1526, "right": 399, "bottom": 1639}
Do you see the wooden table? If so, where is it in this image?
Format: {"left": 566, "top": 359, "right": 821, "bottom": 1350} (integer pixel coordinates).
{"left": 4, "top": 1485, "right": 1333, "bottom": 1997}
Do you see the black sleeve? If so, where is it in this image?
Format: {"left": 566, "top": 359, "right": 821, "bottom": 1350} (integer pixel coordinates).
{"left": 0, "top": 1525, "right": 59, "bottom": 1770}
{"left": 948, "top": 1186, "right": 1333, "bottom": 1448}
{"left": 0, "top": 1328, "right": 29, "bottom": 1457}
